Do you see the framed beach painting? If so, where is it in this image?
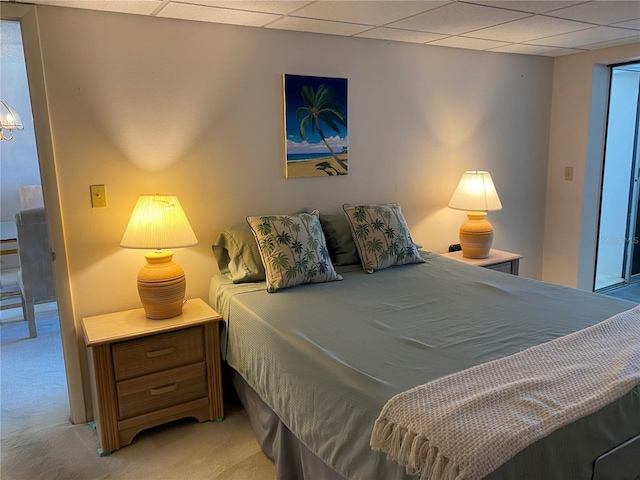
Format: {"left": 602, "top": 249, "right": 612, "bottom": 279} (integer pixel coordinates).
{"left": 283, "top": 74, "right": 348, "bottom": 178}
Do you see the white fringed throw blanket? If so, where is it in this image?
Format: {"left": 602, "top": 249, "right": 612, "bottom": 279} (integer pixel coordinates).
{"left": 370, "top": 305, "right": 640, "bottom": 480}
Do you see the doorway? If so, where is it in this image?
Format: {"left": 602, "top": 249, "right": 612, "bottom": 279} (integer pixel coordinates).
{"left": 0, "top": 19, "right": 59, "bottom": 323}
{"left": 594, "top": 62, "right": 640, "bottom": 292}
{"left": 1, "top": 4, "right": 86, "bottom": 425}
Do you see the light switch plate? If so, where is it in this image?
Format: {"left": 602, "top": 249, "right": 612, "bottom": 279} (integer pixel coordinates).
{"left": 90, "top": 185, "right": 107, "bottom": 208}
{"left": 564, "top": 166, "right": 574, "bottom": 181}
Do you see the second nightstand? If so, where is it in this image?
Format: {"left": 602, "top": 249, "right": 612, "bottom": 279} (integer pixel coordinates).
{"left": 440, "top": 248, "right": 522, "bottom": 275}
{"left": 82, "top": 298, "right": 224, "bottom": 455}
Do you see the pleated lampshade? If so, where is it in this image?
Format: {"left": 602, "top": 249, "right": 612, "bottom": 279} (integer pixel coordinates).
{"left": 448, "top": 171, "right": 502, "bottom": 259}
{"left": 448, "top": 171, "right": 502, "bottom": 212}
{"left": 121, "top": 195, "right": 198, "bottom": 319}
{"left": 121, "top": 195, "right": 198, "bottom": 250}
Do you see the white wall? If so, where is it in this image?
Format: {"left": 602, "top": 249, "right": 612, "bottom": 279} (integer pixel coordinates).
{"left": 28, "top": 5, "right": 554, "bottom": 420}
{"left": 543, "top": 43, "right": 640, "bottom": 289}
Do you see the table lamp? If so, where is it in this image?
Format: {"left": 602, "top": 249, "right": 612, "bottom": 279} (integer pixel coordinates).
{"left": 121, "top": 194, "right": 198, "bottom": 319}
{"left": 448, "top": 171, "right": 502, "bottom": 259}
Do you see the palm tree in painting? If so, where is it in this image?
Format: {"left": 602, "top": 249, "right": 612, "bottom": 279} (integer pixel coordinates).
{"left": 296, "top": 84, "right": 347, "bottom": 172}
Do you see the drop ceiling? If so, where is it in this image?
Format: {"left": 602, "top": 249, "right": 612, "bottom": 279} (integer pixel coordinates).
{"left": 8, "top": 0, "right": 640, "bottom": 57}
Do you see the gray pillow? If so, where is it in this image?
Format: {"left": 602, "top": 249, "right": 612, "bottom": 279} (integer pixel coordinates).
{"left": 212, "top": 208, "right": 311, "bottom": 283}
{"left": 319, "top": 213, "right": 361, "bottom": 266}
{"left": 212, "top": 222, "right": 265, "bottom": 283}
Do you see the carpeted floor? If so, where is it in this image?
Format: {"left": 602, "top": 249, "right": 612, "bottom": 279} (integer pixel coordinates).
{"left": 1, "top": 314, "right": 276, "bottom": 480}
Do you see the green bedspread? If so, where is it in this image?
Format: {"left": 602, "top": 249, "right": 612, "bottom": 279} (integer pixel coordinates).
{"left": 209, "top": 252, "right": 638, "bottom": 480}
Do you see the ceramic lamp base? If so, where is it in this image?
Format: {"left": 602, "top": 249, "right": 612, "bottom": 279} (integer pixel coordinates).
{"left": 137, "top": 250, "right": 186, "bottom": 320}
{"left": 459, "top": 212, "right": 493, "bottom": 259}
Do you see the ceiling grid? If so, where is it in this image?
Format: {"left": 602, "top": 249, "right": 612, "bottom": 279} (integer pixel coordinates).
{"left": 5, "top": 0, "right": 640, "bottom": 56}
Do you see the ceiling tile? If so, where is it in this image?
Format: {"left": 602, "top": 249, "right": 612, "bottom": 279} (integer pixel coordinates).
{"left": 158, "top": 2, "right": 279, "bottom": 26}
{"left": 174, "top": 1, "right": 313, "bottom": 15}
{"left": 388, "top": 2, "right": 530, "bottom": 35}
{"left": 467, "top": 15, "right": 593, "bottom": 43}
{"left": 29, "top": 0, "right": 162, "bottom": 15}
{"left": 291, "top": 1, "right": 445, "bottom": 26}
{"left": 537, "top": 47, "right": 586, "bottom": 57}
{"left": 579, "top": 35, "right": 640, "bottom": 50}
{"left": 547, "top": 1, "right": 640, "bottom": 25}
{"left": 464, "top": 1, "right": 584, "bottom": 15}
{"left": 355, "top": 27, "right": 446, "bottom": 43}
{"left": 427, "top": 35, "right": 510, "bottom": 50}
{"left": 488, "top": 43, "right": 578, "bottom": 56}
{"left": 527, "top": 25, "right": 640, "bottom": 48}
{"left": 266, "top": 16, "right": 370, "bottom": 36}
{"left": 611, "top": 18, "right": 640, "bottom": 30}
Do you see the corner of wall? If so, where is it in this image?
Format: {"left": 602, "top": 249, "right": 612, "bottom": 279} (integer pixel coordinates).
{"left": 542, "top": 43, "right": 640, "bottom": 290}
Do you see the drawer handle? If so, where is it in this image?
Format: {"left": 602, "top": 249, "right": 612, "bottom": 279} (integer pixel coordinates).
{"left": 146, "top": 346, "right": 174, "bottom": 358}
{"left": 150, "top": 383, "right": 178, "bottom": 396}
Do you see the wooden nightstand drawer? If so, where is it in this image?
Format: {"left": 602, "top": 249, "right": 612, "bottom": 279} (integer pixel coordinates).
{"left": 116, "top": 362, "right": 207, "bottom": 419}
{"left": 112, "top": 326, "right": 204, "bottom": 381}
{"left": 485, "top": 261, "right": 513, "bottom": 274}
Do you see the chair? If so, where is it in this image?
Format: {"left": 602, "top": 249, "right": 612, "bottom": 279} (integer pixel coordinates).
{"left": 15, "top": 208, "right": 56, "bottom": 338}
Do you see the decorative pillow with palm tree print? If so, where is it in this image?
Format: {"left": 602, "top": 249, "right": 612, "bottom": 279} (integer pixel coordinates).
{"left": 342, "top": 203, "right": 425, "bottom": 273}
{"left": 247, "top": 210, "right": 342, "bottom": 292}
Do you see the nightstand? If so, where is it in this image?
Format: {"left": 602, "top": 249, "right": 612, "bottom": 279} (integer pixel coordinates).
{"left": 82, "top": 298, "right": 224, "bottom": 455}
{"left": 440, "top": 249, "right": 522, "bottom": 275}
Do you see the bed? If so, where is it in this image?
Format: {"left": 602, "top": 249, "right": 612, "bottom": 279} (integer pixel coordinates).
{"left": 208, "top": 206, "right": 640, "bottom": 480}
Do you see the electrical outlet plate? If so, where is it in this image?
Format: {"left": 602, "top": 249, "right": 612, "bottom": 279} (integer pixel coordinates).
{"left": 90, "top": 185, "right": 107, "bottom": 208}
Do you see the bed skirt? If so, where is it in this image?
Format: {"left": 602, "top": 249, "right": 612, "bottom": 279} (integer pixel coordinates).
{"left": 231, "top": 367, "right": 347, "bottom": 480}
{"left": 230, "top": 363, "right": 640, "bottom": 480}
